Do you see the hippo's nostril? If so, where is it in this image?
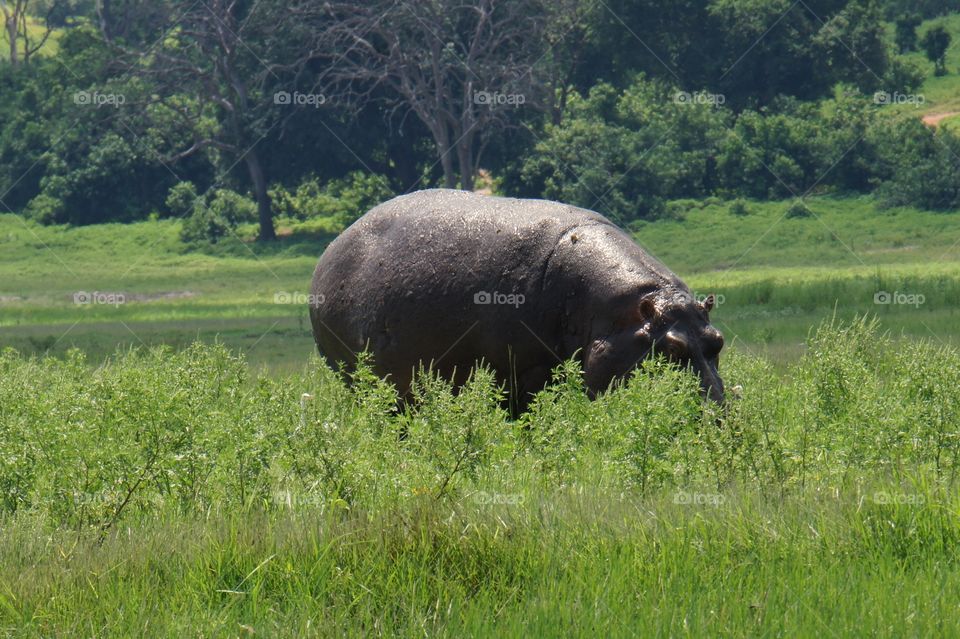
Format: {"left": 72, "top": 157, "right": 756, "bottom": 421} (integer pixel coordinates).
{"left": 698, "top": 365, "right": 725, "bottom": 405}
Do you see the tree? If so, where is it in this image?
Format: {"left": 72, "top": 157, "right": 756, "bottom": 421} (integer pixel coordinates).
{"left": 921, "top": 25, "right": 952, "bottom": 76}
{"left": 539, "top": 0, "right": 601, "bottom": 125}
{"left": 0, "top": 0, "right": 58, "bottom": 65}
{"left": 814, "top": 0, "right": 889, "bottom": 93}
{"left": 575, "top": 0, "right": 893, "bottom": 109}
{"left": 102, "top": 0, "right": 334, "bottom": 240}
{"left": 895, "top": 14, "right": 922, "bottom": 53}
{"left": 321, "top": 0, "right": 549, "bottom": 191}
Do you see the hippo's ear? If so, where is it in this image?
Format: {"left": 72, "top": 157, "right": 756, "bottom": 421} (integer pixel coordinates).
{"left": 636, "top": 293, "right": 658, "bottom": 323}
{"left": 700, "top": 294, "right": 716, "bottom": 314}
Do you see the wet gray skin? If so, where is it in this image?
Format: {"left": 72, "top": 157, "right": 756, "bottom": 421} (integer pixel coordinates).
{"left": 309, "top": 189, "right": 724, "bottom": 412}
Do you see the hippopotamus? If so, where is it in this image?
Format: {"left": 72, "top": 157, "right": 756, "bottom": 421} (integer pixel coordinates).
{"left": 309, "top": 189, "right": 724, "bottom": 411}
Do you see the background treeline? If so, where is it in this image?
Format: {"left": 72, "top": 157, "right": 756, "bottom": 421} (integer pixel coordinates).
{"left": 0, "top": 0, "right": 957, "bottom": 242}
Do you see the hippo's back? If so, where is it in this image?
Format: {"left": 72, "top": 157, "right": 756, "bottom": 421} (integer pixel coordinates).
{"left": 309, "top": 189, "right": 683, "bottom": 392}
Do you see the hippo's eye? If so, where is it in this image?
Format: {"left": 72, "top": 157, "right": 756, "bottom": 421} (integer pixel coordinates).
{"left": 662, "top": 334, "right": 688, "bottom": 359}
{"left": 702, "top": 331, "right": 724, "bottom": 359}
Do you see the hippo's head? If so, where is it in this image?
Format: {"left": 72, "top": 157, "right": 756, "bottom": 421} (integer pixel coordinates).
{"left": 583, "top": 288, "right": 725, "bottom": 403}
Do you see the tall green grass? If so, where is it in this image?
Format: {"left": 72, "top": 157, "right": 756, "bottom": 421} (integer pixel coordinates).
{"left": 1, "top": 318, "right": 958, "bottom": 635}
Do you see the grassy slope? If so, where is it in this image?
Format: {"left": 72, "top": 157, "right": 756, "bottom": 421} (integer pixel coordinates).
{"left": 641, "top": 196, "right": 960, "bottom": 360}
{"left": 0, "top": 215, "right": 327, "bottom": 370}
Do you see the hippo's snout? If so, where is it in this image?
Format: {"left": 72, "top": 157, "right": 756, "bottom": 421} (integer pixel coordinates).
{"left": 702, "top": 374, "right": 725, "bottom": 404}
{"left": 695, "top": 358, "right": 725, "bottom": 404}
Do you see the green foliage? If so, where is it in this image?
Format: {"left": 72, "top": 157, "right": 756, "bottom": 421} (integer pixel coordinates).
{"left": 1, "top": 0, "right": 957, "bottom": 232}
{"left": 0, "top": 28, "right": 204, "bottom": 225}
{"left": 1, "top": 319, "right": 957, "bottom": 529}
{"left": 814, "top": 0, "right": 889, "bottom": 92}
{"left": 516, "top": 79, "right": 729, "bottom": 222}
{"left": 179, "top": 188, "right": 257, "bottom": 244}
{"left": 585, "top": 0, "right": 894, "bottom": 107}
{"left": 922, "top": 24, "right": 953, "bottom": 74}
{"left": 883, "top": 0, "right": 960, "bottom": 19}
{"left": 512, "top": 72, "right": 960, "bottom": 220}
{"left": 785, "top": 200, "right": 812, "bottom": 218}
{"left": 164, "top": 181, "right": 200, "bottom": 218}
{"left": 270, "top": 172, "right": 394, "bottom": 231}
{"left": 729, "top": 198, "right": 751, "bottom": 216}
{"left": 882, "top": 54, "right": 927, "bottom": 94}
{"left": 872, "top": 117, "right": 960, "bottom": 209}
{"left": 896, "top": 13, "right": 923, "bottom": 52}
{"left": 22, "top": 192, "right": 64, "bottom": 224}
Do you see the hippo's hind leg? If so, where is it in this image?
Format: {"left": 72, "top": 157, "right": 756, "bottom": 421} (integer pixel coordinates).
{"left": 512, "top": 364, "right": 553, "bottom": 417}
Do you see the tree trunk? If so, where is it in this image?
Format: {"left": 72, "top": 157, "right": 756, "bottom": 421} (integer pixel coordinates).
{"left": 388, "top": 140, "right": 418, "bottom": 192}
{"left": 456, "top": 136, "right": 474, "bottom": 192}
{"left": 439, "top": 140, "right": 457, "bottom": 189}
{"left": 244, "top": 149, "right": 275, "bottom": 241}
{"left": 429, "top": 122, "right": 457, "bottom": 188}
{"left": 96, "top": 0, "right": 112, "bottom": 41}
{"left": 4, "top": 13, "right": 18, "bottom": 66}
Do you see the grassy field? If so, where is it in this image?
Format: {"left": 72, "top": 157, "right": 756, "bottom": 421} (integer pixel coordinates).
{"left": 1, "top": 319, "right": 958, "bottom": 636}
{"left": 2, "top": 194, "right": 958, "bottom": 369}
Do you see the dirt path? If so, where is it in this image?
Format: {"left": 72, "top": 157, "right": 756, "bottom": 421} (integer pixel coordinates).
{"left": 922, "top": 111, "right": 960, "bottom": 127}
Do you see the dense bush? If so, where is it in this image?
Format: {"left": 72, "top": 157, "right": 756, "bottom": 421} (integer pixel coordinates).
{"left": 513, "top": 80, "right": 730, "bottom": 222}
{"left": 178, "top": 187, "right": 257, "bottom": 244}
{"left": 0, "top": 2, "right": 956, "bottom": 231}
{"left": 269, "top": 171, "right": 394, "bottom": 231}
{"left": 870, "top": 117, "right": 960, "bottom": 209}
{"left": 510, "top": 76, "right": 960, "bottom": 220}
{"left": 1, "top": 319, "right": 957, "bottom": 532}
{"left": 0, "top": 28, "right": 209, "bottom": 225}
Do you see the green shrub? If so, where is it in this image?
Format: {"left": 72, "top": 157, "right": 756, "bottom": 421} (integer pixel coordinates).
{"left": 23, "top": 193, "right": 65, "bottom": 224}
{"left": 270, "top": 172, "right": 393, "bottom": 231}
{"left": 873, "top": 118, "right": 960, "bottom": 210}
{"left": 785, "top": 200, "right": 812, "bottom": 218}
{"left": 178, "top": 188, "right": 257, "bottom": 244}
{"left": 512, "top": 79, "right": 727, "bottom": 223}
{"left": 206, "top": 188, "right": 257, "bottom": 226}
{"left": 729, "top": 198, "right": 751, "bottom": 216}
{"left": 165, "top": 181, "right": 200, "bottom": 218}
